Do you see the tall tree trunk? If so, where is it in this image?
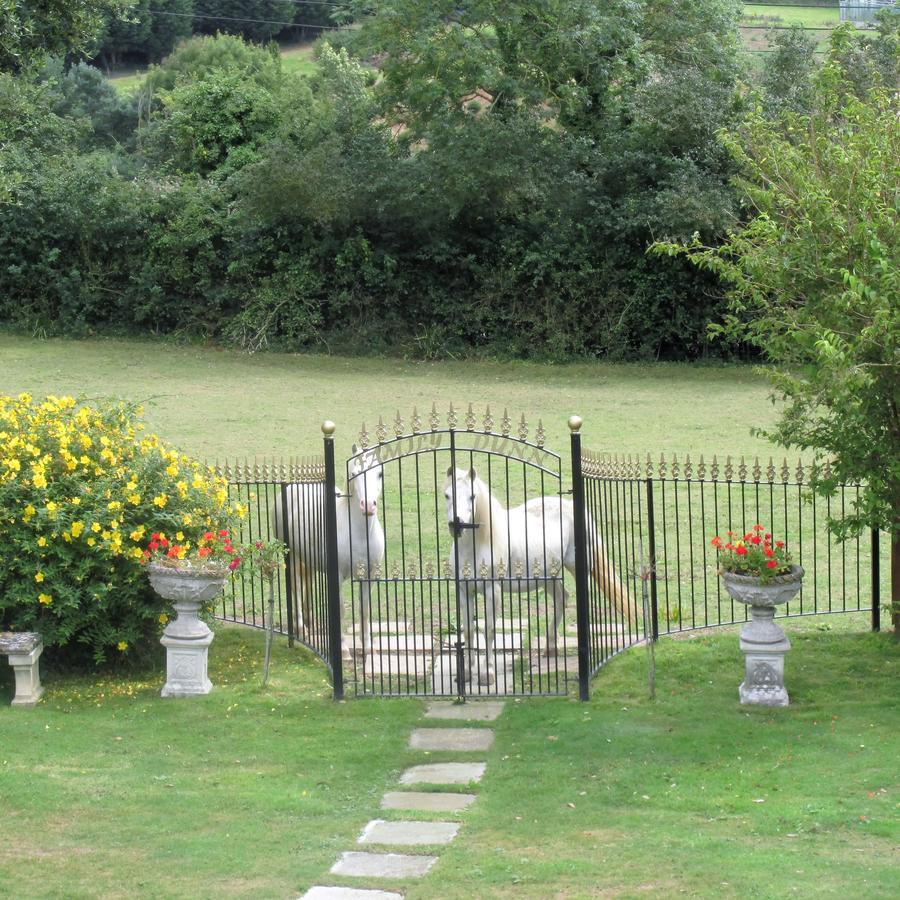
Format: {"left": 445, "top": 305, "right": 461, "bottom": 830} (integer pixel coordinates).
{"left": 892, "top": 530, "right": 899, "bottom": 635}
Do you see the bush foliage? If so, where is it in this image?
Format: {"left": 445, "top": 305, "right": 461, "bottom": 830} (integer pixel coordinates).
{"left": 0, "top": 394, "right": 244, "bottom": 665}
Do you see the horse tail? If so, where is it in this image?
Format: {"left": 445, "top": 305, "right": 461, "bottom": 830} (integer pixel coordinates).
{"left": 585, "top": 517, "right": 634, "bottom": 622}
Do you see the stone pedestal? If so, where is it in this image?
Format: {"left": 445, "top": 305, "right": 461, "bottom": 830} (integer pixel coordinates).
{"left": 161, "top": 613, "right": 214, "bottom": 698}
{"left": 1, "top": 633, "right": 44, "bottom": 707}
{"left": 739, "top": 605, "right": 790, "bottom": 707}
{"left": 148, "top": 563, "right": 226, "bottom": 699}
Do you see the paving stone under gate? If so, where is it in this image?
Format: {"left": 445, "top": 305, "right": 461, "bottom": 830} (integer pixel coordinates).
{"left": 381, "top": 791, "right": 477, "bottom": 812}
{"left": 409, "top": 727, "right": 494, "bottom": 751}
{"left": 302, "top": 887, "right": 404, "bottom": 900}
{"left": 356, "top": 653, "right": 432, "bottom": 679}
{"left": 330, "top": 852, "right": 437, "bottom": 879}
{"left": 430, "top": 653, "right": 514, "bottom": 695}
{"left": 472, "top": 631, "right": 523, "bottom": 652}
{"left": 359, "top": 620, "right": 409, "bottom": 635}
{"left": 399, "top": 762, "right": 486, "bottom": 785}
{"left": 366, "top": 633, "right": 434, "bottom": 653}
{"left": 424, "top": 700, "right": 505, "bottom": 721}
{"left": 358, "top": 819, "right": 460, "bottom": 846}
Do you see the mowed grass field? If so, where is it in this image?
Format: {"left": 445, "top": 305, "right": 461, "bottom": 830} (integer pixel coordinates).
{"left": 1, "top": 336, "right": 897, "bottom": 897}
{"left": 0, "top": 335, "right": 780, "bottom": 463}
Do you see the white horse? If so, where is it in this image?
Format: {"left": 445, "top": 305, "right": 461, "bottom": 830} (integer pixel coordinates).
{"left": 274, "top": 447, "right": 385, "bottom": 652}
{"left": 444, "top": 467, "right": 632, "bottom": 684}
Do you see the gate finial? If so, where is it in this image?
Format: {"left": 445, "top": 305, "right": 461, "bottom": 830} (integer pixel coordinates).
{"left": 322, "top": 420, "right": 336, "bottom": 436}
{"left": 568, "top": 415, "right": 583, "bottom": 433}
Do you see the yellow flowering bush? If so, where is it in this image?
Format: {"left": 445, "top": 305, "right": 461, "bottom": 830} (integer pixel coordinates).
{"left": 0, "top": 394, "right": 244, "bottom": 666}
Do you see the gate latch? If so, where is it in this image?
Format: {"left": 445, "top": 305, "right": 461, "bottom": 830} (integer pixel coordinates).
{"left": 450, "top": 517, "right": 480, "bottom": 539}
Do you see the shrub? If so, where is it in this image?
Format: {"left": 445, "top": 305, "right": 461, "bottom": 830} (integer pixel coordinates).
{"left": 0, "top": 394, "right": 244, "bottom": 666}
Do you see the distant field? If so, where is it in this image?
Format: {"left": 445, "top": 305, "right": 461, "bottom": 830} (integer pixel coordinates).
{"left": 743, "top": 4, "right": 841, "bottom": 27}
{"left": 107, "top": 39, "right": 320, "bottom": 94}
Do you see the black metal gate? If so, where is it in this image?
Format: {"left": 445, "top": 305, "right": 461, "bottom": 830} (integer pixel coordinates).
{"left": 328, "top": 406, "right": 583, "bottom": 698}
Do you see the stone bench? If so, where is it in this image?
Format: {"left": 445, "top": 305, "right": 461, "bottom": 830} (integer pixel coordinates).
{"left": 0, "top": 632, "right": 44, "bottom": 707}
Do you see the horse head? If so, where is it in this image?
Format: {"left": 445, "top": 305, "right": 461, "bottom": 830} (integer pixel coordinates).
{"left": 348, "top": 445, "right": 384, "bottom": 518}
{"left": 444, "top": 466, "right": 479, "bottom": 534}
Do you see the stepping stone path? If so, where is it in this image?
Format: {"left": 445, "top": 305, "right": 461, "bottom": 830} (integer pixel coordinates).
{"left": 301, "top": 699, "right": 504, "bottom": 898}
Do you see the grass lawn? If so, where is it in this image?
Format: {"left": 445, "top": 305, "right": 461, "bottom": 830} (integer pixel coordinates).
{"left": 1, "top": 623, "right": 897, "bottom": 897}
{"left": 743, "top": 4, "right": 841, "bottom": 27}
{"left": 0, "top": 335, "right": 780, "bottom": 464}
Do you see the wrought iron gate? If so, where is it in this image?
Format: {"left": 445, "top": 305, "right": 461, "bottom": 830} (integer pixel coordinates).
{"left": 330, "top": 406, "right": 580, "bottom": 698}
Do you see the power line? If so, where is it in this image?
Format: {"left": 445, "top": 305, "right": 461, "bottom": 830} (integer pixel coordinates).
{"left": 146, "top": 9, "right": 341, "bottom": 29}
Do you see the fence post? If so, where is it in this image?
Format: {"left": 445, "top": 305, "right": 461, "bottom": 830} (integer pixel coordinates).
{"left": 645, "top": 478, "right": 659, "bottom": 641}
{"left": 322, "top": 421, "right": 344, "bottom": 700}
{"left": 871, "top": 528, "right": 880, "bottom": 632}
{"left": 279, "top": 483, "right": 294, "bottom": 648}
{"left": 569, "top": 416, "right": 591, "bottom": 702}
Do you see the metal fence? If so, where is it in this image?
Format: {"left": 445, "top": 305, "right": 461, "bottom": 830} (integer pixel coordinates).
{"left": 211, "top": 419, "right": 891, "bottom": 700}
{"left": 213, "top": 457, "right": 335, "bottom": 674}
{"left": 579, "top": 448, "right": 890, "bottom": 683}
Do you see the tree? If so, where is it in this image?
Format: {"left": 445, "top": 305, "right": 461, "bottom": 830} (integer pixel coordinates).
{"left": 653, "top": 27, "right": 900, "bottom": 630}
{"left": 95, "top": 0, "right": 194, "bottom": 68}
{"left": 0, "top": 0, "right": 126, "bottom": 72}
{"left": 193, "top": 1, "right": 296, "bottom": 43}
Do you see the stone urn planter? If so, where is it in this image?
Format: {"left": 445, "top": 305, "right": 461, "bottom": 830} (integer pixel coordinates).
{"left": 148, "top": 561, "right": 229, "bottom": 698}
{"left": 722, "top": 565, "right": 804, "bottom": 707}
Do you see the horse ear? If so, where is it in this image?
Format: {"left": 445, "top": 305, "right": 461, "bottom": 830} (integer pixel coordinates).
{"left": 446, "top": 466, "right": 454, "bottom": 477}
{"left": 468, "top": 467, "right": 477, "bottom": 482}
{"left": 351, "top": 443, "right": 359, "bottom": 455}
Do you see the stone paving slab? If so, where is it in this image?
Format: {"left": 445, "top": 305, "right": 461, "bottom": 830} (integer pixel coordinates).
{"left": 330, "top": 852, "right": 437, "bottom": 879}
{"left": 424, "top": 700, "right": 505, "bottom": 721}
{"left": 381, "top": 791, "right": 476, "bottom": 812}
{"left": 359, "top": 819, "right": 460, "bottom": 846}
{"left": 472, "top": 631, "right": 523, "bottom": 652}
{"left": 430, "top": 654, "right": 514, "bottom": 695}
{"left": 399, "top": 762, "right": 486, "bottom": 785}
{"left": 367, "top": 633, "right": 434, "bottom": 653}
{"left": 409, "top": 727, "right": 494, "bottom": 751}
{"left": 302, "top": 887, "right": 404, "bottom": 900}
{"left": 357, "top": 653, "right": 432, "bottom": 678}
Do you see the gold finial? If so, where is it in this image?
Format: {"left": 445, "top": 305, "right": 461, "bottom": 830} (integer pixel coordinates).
{"left": 568, "top": 415, "right": 583, "bottom": 433}
{"left": 407, "top": 560, "right": 418, "bottom": 579}
{"left": 394, "top": 411, "right": 404, "bottom": 437}
{"left": 465, "top": 403, "right": 476, "bottom": 431}
{"left": 518, "top": 413, "right": 528, "bottom": 441}
{"left": 536, "top": 419, "right": 546, "bottom": 448}
{"left": 483, "top": 405, "right": 494, "bottom": 433}
{"left": 391, "top": 559, "right": 401, "bottom": 579}
{"left": 766, "top": 457, "right": 776, "bottom": 483}
{"left": 443, "top": 558, "right": 452, "bottom": 577}
{"left": 448, "top": 402, "right": 458, "bottom": 429}
{"left": 322, "top": 420, "right": 336, "bottom": 436}
{"left": 781, "top": 458, "right": 790, "bottom": 483}
{"left": 463, "top": 561, "right": 472, "bottom": 579}
{"left": 550, "top": 558, "right": 562, "bottom": 577}
{"left": 373, "top": 561, "right": 383, "bottom": 579}
{"left": 514, "top": 559, "right": 524, "bottom": 578}
{"left": 479, "top": 561, "right": 489, "bottom": 578}
{"left": 425, "top": 560, "right": 435, "bottom": 578}
{"left": 356, "top": 562, "right": 366, "bottom": 579}
{"left": 501, "top": 408, "right": 511, "bottom": 436}
{"left": 532, "top": 558, "right": 541, "bottom": 578}
{"left": 411, "top": 406, "right": 422, "bottom": 433}
{"left": 375, "top": 416, "right": 388, "bottom": 444}
{"left": 430, "top": 402, "right": 440, "bottom": 431}
{"left": 497, "top": 559, "right": 507, "bottom": 578}
{"left": 358, "top": 422, "right": 369, "bottom": 449}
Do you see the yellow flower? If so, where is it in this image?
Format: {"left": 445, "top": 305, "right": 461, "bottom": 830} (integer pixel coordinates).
{"left": 117, "top": 641, "right": 128, "bottom": 652}
{"left": 46, "top": 501, "right": 57, "bottom": 512}
{"left": 152, "top": 493, "right": 168, "bottom": 508}
{"left": 182, "top": 514, "right": 193, "bottom": 526}
{"left": 131, "top": 547, "right": 145, "bottom": 559}
{"left": 159, "top": 614, "right": 168, "bottom": 625}
{"left": 23, "top": 504, "right": 35, "bottom": 522}
{"left": 37, "top": 536, "right": 47, "bottom": 547}
{"left": 90, "top": 522, "right": 101, "bottom": 533}
{"left": 130, "top": 526, "right": 145, "bottom": 541}
{"left": 38, "top": 593, "right": 52, "bottom": 605}
{"left": 86, "top": 537, "right": 96, "bottom": 547}
{"left": 35, "top": 572, "right": 44, "bottom": 583}
{"left": 166, "top": 463, "right": 179, "bottom": 477}
{"left": 71, "top": 521, "right": 84, "bottom": 537}
{"left": 128, "top": 493, "right": 141, "bottom": 505}
{"left": 175, "top": 531, "right": 184, "bottom": 541}
{"left": 32, "top": 472, "right": 47, "bottom": 489}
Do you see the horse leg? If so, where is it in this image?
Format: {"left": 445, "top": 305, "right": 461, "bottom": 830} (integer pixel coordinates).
{"left": 359, "top": 577, "right": 373, "bottom": 658}
{"left": 478, "top": 582, "right": 496, "bottom": 686}
{"left": 297, "top": 560, "right": 314, "bottom": 640}
{"left": 543, "top": 582, "right": 567, "bottom": 656}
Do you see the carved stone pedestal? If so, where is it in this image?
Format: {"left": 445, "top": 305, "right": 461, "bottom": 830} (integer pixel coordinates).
{"left": 739, "top": 606, "right": 790, "bottom": 707}
{"left": 722, "top": 566, "right": 803, "bottom": 709}
{"left": 148, "top": 563, "right": 227, "bottom": 699}
{"left": 1, "top": 632, "right": 44, "bottom": 707}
